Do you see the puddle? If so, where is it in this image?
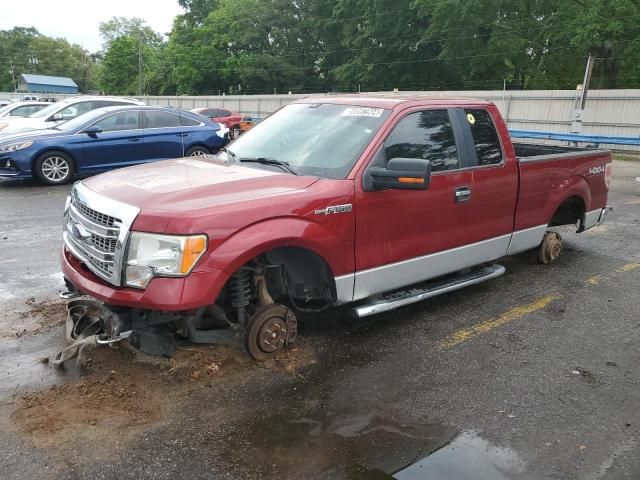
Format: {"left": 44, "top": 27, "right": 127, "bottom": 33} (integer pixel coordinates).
{"left": 0, "top": 329, "right": 71, "bottom": 399}
{"left": 394, "top": 432, "right": 525, "bottom": 480}
{"left": 219, "top": 411, "right": 526, "bottom": 479}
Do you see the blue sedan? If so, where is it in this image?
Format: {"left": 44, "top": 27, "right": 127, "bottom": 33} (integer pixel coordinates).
{"left": 0, "top": 105, "right": 227, "bottom": 184}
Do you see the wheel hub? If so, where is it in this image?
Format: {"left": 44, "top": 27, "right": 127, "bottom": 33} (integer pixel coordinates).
{"left": 245, "top": 304, "right": 297, "bottom": 360}
{"left": 539, "top": 231, "right": 562, "bottom": 264}
{"left": 258, "top": 317, "right": 287, "bottom": 353}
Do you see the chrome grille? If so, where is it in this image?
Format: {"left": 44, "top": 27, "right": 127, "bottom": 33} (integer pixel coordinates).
{"left": 63, "top": 183, "right": 140, "bottom": 287}
{"left": 76, "top": 201, "right": 117, "bottom": 228}
{"left": 91, "top": 234, "right": 117, "bottom": 253}
{"left": 65, "top": 198, "right": 122, "bottom": 284}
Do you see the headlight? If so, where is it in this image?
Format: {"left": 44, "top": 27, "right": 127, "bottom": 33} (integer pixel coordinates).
{"left": 125, "top": 232, "right": 207, "bottom": 288}
{"left": 0, "top": 141, "right": 33, "bottom": 152}
{"left": 0, "top": 123, "right": 8, "bottom": 131}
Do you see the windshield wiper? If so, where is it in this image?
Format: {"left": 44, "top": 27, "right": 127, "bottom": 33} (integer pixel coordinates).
{"left": 220, "top": 147, "right": 238, "bottom": 162}
{"left": 240, "top": 157, "right": 298, "bottom": 175}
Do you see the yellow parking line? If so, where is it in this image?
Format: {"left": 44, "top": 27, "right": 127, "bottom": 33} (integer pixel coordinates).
{"left": 439, "top": 294, "right": 561, "bottom": 349}
{"left": 618, "top": 263, "right": 640, "bottom": 272}
{"left": 586, "top": 275, "right": 606, "bottom": 285}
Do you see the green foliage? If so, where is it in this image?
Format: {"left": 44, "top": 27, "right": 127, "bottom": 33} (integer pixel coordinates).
{"left": 10, "top": 1, "right": 635, "bottom": 96}
{"left": 0, "top": 27, "right": 96, "bottom": 92}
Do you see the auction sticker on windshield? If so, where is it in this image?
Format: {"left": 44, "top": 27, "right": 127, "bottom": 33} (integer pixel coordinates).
{"left": 342, "top": 107, "right": 384, "bottom": 117}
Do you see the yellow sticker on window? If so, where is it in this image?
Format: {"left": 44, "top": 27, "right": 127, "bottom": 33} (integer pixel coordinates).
{"left": 467, "top": 113, "right": 476, "bottom": 125}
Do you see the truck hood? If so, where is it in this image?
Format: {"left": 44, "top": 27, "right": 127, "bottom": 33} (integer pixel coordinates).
{"left": 82, "top": 158, "right": 320, "bottom": 230}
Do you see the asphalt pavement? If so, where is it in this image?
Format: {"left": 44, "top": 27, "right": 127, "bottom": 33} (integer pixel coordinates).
{"left": 0, "top": 160, "right": 639, "bottom": 480}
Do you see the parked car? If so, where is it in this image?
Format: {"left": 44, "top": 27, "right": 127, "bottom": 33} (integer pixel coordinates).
{"left": 237, "top": 115, "right": 264, "bottom": 135}
{"left": 0, "top": 101, "right": 49, "bottom": 118}
{"left": 60, "top": 96, "right": 612, "bottom": 360}
{"left": 0, "top": 100, "right": 12, "bottom": 108}
{"left": 191, "top": 107, "right": 242, "bottom": 138}
{"left": 0, "top": 105, "right": 226, "bottom": 185}
{"left": 0, "top": 96, "right": 145, "bottom": 135}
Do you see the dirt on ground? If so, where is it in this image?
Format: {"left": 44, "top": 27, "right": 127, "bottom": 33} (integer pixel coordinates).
{"left": 8, "top": 338, "right": 316, "bottom": 462}
{"left": 1, "top": 298, "right": 67, "bottom": 339}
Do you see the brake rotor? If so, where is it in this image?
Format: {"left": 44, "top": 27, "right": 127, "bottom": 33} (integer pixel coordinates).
{"left": 539, "top": 231, "right": 562, "bottom": 264}
{"left": 245, "top": 304, "right": 297, "bottom": 361}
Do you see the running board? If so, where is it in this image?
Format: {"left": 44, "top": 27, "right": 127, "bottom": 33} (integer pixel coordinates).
{"left": 353, "top": 264, "right": 506, "bottom": 318}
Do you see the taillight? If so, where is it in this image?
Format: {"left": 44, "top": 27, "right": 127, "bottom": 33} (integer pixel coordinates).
{"left": 605, "top": 163, "right": 613, "bottom": 189}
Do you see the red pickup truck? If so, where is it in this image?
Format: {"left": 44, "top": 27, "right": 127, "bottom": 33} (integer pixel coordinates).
{"left": 61, "top": 96, "right": 612, "bottom": 360}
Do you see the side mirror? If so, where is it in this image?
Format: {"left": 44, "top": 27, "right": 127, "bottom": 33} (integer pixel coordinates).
{"left": 50, "top": 113, "right": 64, "bottom": 121}
{"left": 368, "top": 158, "right": 432, "bottom": 191}
{"left": 83, "top": 125, "right": 102, "bottom": 136}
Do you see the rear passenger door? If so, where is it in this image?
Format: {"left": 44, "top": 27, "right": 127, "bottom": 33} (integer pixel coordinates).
{"left": 452, "top": 107, "right": 518, "bottom": 245}
{"left": 142, "top": 111, "right": 186, "bottom": 159}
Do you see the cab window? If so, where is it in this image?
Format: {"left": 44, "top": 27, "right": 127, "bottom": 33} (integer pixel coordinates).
{"left": 464, "top": 109, "right": 503, "bottom": 166}
{"left": 384, "top": 109, "right": 459, "bottom": 172}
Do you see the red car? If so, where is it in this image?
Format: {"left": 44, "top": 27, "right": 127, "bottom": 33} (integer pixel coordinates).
{"left": 191, "top": 107, "right": 242, "bottom": 138}
{"left": 62, "top": 96, "right": 612, "bottom": 360}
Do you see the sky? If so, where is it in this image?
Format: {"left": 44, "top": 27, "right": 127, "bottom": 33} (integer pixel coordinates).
{"left": 0, "top": 0, "right": 184, "bottom": 52}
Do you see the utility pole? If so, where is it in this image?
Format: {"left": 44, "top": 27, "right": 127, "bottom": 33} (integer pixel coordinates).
{"left": 571, "top": 54, "right": 595, "bottom": 134}
{"left": 28, "top": 53, "right": 38, "bottom": 74}
{"left": 137, "top": 33, "right": 143, "bottom": 96}
{"left": 9, "top": 61, "right": 16, "bottom": 91}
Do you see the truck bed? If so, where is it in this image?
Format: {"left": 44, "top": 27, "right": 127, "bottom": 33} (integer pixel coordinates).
{"left": 513, "top": 142, "right": 612, "bottom": 232}
{"left": 514, "top": 143, "right": 609, "bottom": 162}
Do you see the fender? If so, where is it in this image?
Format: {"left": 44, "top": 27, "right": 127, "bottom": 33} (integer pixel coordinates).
{"left": 195, "top": 216, "right": 353, "bottom": 279}
{"left": 542, "top": 174, "right": 591, "bottom": 225}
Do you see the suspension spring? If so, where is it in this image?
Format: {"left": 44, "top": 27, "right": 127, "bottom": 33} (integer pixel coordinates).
{"left": 229, "top": 269, "right": 252, "bottom": 308}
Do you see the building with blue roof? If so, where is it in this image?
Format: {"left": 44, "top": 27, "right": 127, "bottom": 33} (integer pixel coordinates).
{"left": 18, "top": 74, "right": 79, "bottom": 94}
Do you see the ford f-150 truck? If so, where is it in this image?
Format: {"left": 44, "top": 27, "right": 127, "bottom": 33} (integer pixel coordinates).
{"left": 60, "top": 96, "right": 612, "bottom": 360}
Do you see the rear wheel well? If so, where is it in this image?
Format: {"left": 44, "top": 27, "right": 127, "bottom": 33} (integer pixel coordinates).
{"left": 549, "top": 196, "right": 586, "bottom": 229}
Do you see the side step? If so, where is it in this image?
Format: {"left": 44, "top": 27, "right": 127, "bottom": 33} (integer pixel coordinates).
{"left": 353, "top": 264, "right": 506, "bottom": 318}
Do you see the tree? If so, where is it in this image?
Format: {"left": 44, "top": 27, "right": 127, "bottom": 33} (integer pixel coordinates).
{"left": 0, "top": 27, "right": 96, "bottom": 92}
{"left": 97, "top": 18, "right": 166, "bottom": 95}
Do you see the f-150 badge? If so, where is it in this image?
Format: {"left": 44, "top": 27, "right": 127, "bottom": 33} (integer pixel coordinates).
{"left": 314, "top": 204, "right": 353, "bottom": 215}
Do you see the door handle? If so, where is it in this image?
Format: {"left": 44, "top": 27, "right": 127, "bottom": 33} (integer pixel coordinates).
{"left": 177, "top": 133, "right": 189, "bottom": 137}
{"left": 455, "top": 186, "right": 472, "bottom": 203}
{"left": 128, "top": 137, "right": 142, "bottom": 142}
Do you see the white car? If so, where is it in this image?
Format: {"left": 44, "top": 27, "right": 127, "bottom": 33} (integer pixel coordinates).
{"left": 0, "top": 96, "right": 145, "bottom": 135}
{"left": 0, "top": 101, "right": 49, "bottom": 118}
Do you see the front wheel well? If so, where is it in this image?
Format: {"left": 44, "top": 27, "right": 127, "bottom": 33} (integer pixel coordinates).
{"left": 219, "top": 246, "right": 337, "bottom": 313}
{"left": 548, "top": 195, "right": 586, "bottom": 229}
{"left": 31, "top": 148, "right": 77, "bottom": 173}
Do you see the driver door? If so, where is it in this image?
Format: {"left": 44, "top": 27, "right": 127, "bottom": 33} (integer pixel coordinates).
{"left": 353, "top": 108, "right": 476, "bottom": 300}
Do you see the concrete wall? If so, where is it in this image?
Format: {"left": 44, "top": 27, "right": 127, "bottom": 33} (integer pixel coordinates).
{"left": 138, "top": 90, "right": 640, "bottom": 151}
{"left": 1, "top": 89, "right": 638, "bottom": 150}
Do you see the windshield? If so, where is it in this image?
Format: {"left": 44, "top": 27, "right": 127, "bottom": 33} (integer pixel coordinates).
{"left": 221, "top": 103, "right": 390, "bottom": 179}
{"left": 0, "top": 104, "right": 14, "bottom": 115}
{"left": 29, "top": 101, "right": 67, "bottom": 118}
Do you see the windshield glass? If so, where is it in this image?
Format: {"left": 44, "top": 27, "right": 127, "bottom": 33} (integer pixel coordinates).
{"left": 0, "top": 104, "right": 14, "bottom": 115}
{"left": 221, "top": 103, "right": 390, "bottom": 179}
{"left": 29, "top": 101, "right": 67, "bottom": 118}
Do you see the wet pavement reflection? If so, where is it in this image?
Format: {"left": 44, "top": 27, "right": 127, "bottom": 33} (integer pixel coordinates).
{"left": 220, "top": 410, "right": 526, "bottom": 479}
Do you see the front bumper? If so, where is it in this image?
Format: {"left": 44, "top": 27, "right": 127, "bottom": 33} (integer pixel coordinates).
{"left": 62, "top": 247, "right": 229, "bottom": 311}
{"left": 0, "top": 151, "right": 31, "bottom": 178}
